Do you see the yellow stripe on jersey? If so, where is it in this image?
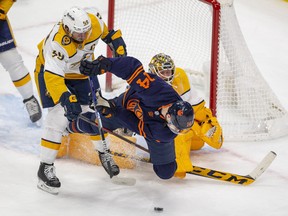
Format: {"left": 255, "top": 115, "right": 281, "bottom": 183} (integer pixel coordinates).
{"left": 64, "top": 73, "right": 88, "bottom": 80}
{"left": 87, "top": 13, "right": 108, "bottom": 43}
{"left": 90, "top": 133, "right": 108, "bottom": 141}
{"left": 171, "top": 68, "right": 191, "bottom": 96}
{"left": 41, "top": 138, "right": 61, "bottom": 150}
{"left": 53, "top": 24, "right": 77, "bottom": 58}
{"left": 34, "top": 55, "right": 43, "bottom": 105}
{"left": 37, "top": 39, "right": 45, "bottom": 64}
{"left": 44, "top": 71, "right": 67, "bottom": 104}
{"left": 0, "top": 0, "right": 14, "bottom": 17}
{"left": 13, "top": 73, "right": 31, "bottom": 87}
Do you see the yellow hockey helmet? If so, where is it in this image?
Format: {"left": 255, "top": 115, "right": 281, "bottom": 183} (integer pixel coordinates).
{"left": 148, "top": 53, "right": 175, "bottom": 84}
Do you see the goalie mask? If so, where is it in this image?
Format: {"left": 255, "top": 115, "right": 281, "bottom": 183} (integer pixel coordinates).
{"left": 62, "top": 6, "right": 92, "bottom": 43}
{"left": 166, "top": 101, "right": 194, "bottom": 134}
{"left": 149, "top": 53, "right": 175, "bottom": 84}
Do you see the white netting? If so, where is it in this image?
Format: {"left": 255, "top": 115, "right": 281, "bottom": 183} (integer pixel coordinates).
{"left": 216, "top": 4, "right": 288, "bottom": 140}
{"left": 111, "top": 0, "right": 288, "bottom": 141}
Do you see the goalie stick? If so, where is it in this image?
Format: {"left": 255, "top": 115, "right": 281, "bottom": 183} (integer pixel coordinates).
{"left": 109, "top": 150, "right": 276, "bottom": 185}
{"left": 187, "top": 151, "right": 277, "bottom": 185}
{"left": 78, "top": 112, "right": 277, "bottom": 185}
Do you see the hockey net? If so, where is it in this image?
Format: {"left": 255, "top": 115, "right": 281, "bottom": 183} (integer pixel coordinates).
{"left": 106, "top": 0, "right": 288, "bottom": 141}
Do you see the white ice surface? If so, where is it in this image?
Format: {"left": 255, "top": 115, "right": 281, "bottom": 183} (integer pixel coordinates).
{"left": 1, "top": 0, "right": 288, "bottom": 216}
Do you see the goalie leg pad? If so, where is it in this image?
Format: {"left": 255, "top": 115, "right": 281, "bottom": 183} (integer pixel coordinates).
{"left": 174, "top": 133, "right": 193, "bottom": 178}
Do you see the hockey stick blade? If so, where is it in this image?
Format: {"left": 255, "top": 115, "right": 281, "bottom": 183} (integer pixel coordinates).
{"left": 187, "top": 151, "right": 277, "bottom": 185}
{"left": 111, "top": 176, "right": 136, "bottom": 186}
{"left": 247, "top": 151, "right": 277, "bottom": 179}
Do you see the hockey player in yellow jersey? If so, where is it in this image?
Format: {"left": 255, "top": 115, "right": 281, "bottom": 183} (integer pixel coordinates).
{"left": 0, "top": 0, "right": 42, "bottom": 122}
{"left": 149, "top": 53, "right": 223, "bottom": 178}
{"left": 34, "top": 6, "right": 127, "bottom": 194}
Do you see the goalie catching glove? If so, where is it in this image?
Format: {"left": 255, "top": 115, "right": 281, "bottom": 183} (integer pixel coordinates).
{"left": 193, "top": 116, "right": 223, "bottom": 149}
{"left": 80, "top": 55, "right": 112, "bottom": 76}
{"left": 200, "top": 117, "right": 223, "bottom": 149}
{"left": 192, "top": 101, "right": 223, "bottom": 149}
{"left": 103, "top": 29, "right": 127, "bottom": 57}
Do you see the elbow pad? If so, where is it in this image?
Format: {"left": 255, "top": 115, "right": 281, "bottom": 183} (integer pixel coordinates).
{"left": 103, "top": 29, "right": 127, "bottom": 57}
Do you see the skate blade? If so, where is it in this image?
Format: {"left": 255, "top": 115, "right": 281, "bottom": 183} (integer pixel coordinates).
{"left": 111, "top": 176, "right": 136, "bottom": 186}
{"left": 37, "top": 180, "right": 59, "bottom": 195}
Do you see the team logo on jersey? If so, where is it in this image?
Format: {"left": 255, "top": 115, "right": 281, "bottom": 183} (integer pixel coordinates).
{"left": 62, "top": 35, "right": 71, "bottom": 46}
{"left": 127, "top": 99, "right": 143, "bottom": 121}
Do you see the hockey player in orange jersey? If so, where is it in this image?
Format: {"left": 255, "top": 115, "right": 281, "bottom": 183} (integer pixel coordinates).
{"left": 148, "top": 53, "right": 223, "bottom": 178}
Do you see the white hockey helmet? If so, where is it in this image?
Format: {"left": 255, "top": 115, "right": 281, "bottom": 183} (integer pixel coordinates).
{"left": 62, "top": 6, "right": 92, "bottom": 43}
{"left": 149, "top": 53, "right": 176, "bottom": 84}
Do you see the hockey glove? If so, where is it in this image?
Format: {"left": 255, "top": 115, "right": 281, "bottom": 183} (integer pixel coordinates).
{"left": 80, "top": 55, "right": 112, "bottom": 76}
{"left": 94, "top": 91, "right": 116, "bottom": 118}
{"left": 103, "top": 29, "right": 127, "bottom": 57}
{"left": 200, "top": 117, "right": 223, "bottom": 149}
{"left": 59, "top": 92, "right": 82, "bottom": 121}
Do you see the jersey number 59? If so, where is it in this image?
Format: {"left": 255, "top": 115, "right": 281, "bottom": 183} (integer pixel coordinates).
{"left": 52, "top": 50, "right": 64, "bottom": 61}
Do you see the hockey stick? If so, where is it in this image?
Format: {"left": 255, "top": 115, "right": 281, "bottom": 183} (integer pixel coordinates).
{"left": 109, "top": 150, "right": 151, "bottom": 163}
{"left": 109, "top": 150, "right": 277, "bottom": 185}
{"left": 187, "top": 151, "right": 277, "bottom": 185}
{"left": 88, "top": 77, "right": 115, "bottom": 178}
{"left": 78, "top": 106, "right": 277, "bottom": 185}
{"left": 78, "top": 113, "right": 150, "bottom": 153}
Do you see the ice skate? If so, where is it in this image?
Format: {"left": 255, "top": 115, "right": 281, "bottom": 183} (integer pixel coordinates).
{"left": 23, "top": 95, "right": 42, "bottom": 123}
{"left": 37, "top": 162, "right": 61, "bottom": 195}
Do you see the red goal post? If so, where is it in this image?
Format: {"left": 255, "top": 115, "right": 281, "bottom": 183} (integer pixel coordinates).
{"left": 105, "top": 0, "right": 288, "bottom": 141}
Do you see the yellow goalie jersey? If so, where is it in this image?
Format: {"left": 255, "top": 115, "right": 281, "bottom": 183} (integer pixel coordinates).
{"left": 172, "top": 68, "right": 223, "bottom": 178}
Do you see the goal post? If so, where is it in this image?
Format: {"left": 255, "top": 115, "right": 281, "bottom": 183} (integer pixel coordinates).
{"left": 105, "top": 0, "right": 115, "bottom": 92}
{"left": 106, "top": 0, "right": 288, "bottom": 141}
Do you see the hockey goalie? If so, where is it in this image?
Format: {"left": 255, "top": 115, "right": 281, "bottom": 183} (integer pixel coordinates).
{"left": 148, "top": 53, "right": 223, "bottom": 178}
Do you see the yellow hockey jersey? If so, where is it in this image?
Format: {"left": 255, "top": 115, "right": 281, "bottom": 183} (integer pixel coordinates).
{"left": 0, "top": 0, "right": 15, "bottom": 20}
{"left": 171, "top": 67, "right": 203, "bottom": 106}
{"left": 35, "top": 9, "right": 109, "bottom": 104}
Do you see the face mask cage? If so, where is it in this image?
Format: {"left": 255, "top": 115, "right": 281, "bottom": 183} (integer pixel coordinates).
{"left": 166, "top": 115, "right": 192, "bottom": 135}
{"left": 70, "top": 27, "right": 92, "bottom": 43}
{"left": 149, "top": 54, "right": 175, "bottom": 84}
